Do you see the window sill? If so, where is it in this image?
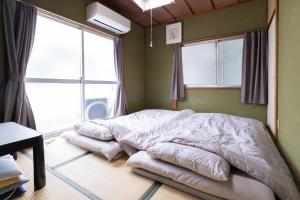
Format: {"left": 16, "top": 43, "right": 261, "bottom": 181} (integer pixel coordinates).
{"left": 185, "top": 86, "right": 241, "bottom": 90}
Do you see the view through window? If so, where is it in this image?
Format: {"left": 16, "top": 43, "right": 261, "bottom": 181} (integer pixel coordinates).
{"left": 182, "top": 37, "right": 244, "bottom": 88}
{"left": 26, "top": 14, "right": 116, "bottom": 135}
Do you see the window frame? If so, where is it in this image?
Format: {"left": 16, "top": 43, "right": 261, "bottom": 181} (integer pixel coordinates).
{"left": 182, "top": 34, "right": 244, "bottom": 89}
{"left": 25, "top": 13, "right": 117, "bottom": 137}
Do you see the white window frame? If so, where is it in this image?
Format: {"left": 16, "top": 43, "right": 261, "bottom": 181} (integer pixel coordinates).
{"left": 25, "top": 13, "right": 117, "bottom": 137}
{"left": 183, "top": 35, "right": 244, "bottom": 89}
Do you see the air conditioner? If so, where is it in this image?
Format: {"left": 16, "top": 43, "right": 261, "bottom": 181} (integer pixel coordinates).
{"left": 86, "top": 2, "right": 131, "bottom": 34}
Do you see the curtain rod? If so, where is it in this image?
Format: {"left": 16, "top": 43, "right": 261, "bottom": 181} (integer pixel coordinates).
{"left": 17, "top": 0, "right": 118, "bottom": 40}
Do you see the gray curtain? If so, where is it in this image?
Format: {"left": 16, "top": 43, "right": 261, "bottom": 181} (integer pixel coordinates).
{"left": 170, "top": 43, "right": 184, "bottom": 101}
{"left": 113, "top": 38, "right": 128, "bottom": 117}
{"left": 2, "top": 0, "right": 36, "bottom": 128}
{"left": 241, "top": 29, "right": 268, "bottom": 104}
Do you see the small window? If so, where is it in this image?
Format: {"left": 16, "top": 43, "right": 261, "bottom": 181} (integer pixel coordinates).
{"left": 182, "top": 37, "right": 244, "bottom": 88}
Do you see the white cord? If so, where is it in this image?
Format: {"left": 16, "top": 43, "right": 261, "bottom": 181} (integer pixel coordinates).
{"left": 4, "top": 157, "right": 33, "bottom": 200}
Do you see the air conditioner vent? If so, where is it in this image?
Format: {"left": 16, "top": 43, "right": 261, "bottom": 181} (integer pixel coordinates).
{"left": 86, "top": 2, "right": 131, "bottom": 34}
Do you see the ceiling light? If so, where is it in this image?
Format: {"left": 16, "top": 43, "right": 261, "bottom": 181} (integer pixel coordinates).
{"left": 133, "top": 0, "right": 175, "bottom": 11}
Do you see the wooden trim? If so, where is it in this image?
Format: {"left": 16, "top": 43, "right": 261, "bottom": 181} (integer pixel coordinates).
{"left": 185, "top": 87, "right": 241, "bottom": 91}
{"left": 183, "top": 0, "right": 195, "bottom": 15}
{"left": 145, "top": 11, "right": 161, "bottom": 25}
{"left": 32, "top": 4, "right": 117, "bottom": 40}
{"left": 182, "top": 32, "right": 246, "bottom": 46}
{"left": 274, "top": 0, "right": 279, "bottom": 139}
{"left": 172, "top": 101, "right": 177, "bottom": 111}
{"left": 267, "top": 9, "right": 276, "bottom": 27}
{"left": 266, "top": 0, "right": 279, "bottom": 140}
{"left": 210, "top": 0, "right": 216, "bottom": 10}
{"left": 163, "top": 6, "right": 177, "bottom": 21}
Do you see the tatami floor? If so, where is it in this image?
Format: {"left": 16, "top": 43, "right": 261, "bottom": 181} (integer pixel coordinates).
{"left": 15, "top": 137, "right": 202, "bottom": 200}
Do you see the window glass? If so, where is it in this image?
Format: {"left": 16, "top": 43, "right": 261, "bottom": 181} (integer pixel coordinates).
{"left": 26, "top": 83, "right": 81, "bottom": 133}
{"left": 182, "top": 42, "right": 217, "bottom": 86}
{"left": 25, "top": 15, "right": 117, "bottom": 135}
{"left": 26, "top": 15, "right": 81, "bottom": 79}
{"left": 84, "top": 84, "right": 117, "bottom": 120}
{"left": 182, "top": 38, "right": 243, "bottom": 87}
{"left": 218, "top": 38, "right": 243, "bottom": 86}
{"left": 84, "top": 31, "right": 116, "bottom": 81}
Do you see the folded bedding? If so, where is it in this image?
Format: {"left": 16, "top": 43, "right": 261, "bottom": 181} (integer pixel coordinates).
{"left": 0, "top": 175, "right": 28, "bottom": 195}
{"left": 0, "top": 155, "right": 22, "bottom": 181}
{"left": 148, "top": 143, "right": 230, "bottom": 181}
{"left": 74, "top": 121, "right": 114, "bottom": 141}
{"left": 62, "top": 131, "right": 124, "bottom": 160}
{"left": 122, "top": 113, "right": 300, "bottom": 200}
{"left": 127, "top": 151, "right": 275, "bottom": 200}
{"left": 72, "top": 109, "right": 194, "bottom": 155}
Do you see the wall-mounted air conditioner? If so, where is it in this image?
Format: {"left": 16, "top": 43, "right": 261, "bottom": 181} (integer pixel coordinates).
{"left": 86, "top": 2, "right": 131, "bottom": 34}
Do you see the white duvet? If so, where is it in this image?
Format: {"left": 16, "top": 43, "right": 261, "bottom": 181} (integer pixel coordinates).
{"left": 93, "top": 109, "right": 194, "bottom": 155}
{"left": 121, "top": 112, "right": 300, "bottom": 200}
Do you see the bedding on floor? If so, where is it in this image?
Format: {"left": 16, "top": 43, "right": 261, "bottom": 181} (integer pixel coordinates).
{"left": 147, "top": 143, "right": 230, "bottom": 181}
{"left": 64, "top": 109, "right": 194, "bottom": 157}
{"left": 62, "top": 109, "right": 299, "bottom": 200}
{"left": 62, "top": 131, "right": 124, "bottom": 160}
{"left": 127, "top": 151, "right": 275, "bottom": 200}
{"left": 73, "top": 121, "right": 114, "bottom": 141}
{"left": 121, "top": 112, "right": 300, "bottom": 200}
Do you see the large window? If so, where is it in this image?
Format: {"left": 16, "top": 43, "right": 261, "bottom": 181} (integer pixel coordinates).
{"left": 182, "top": 37, "right": 244, "bottom": 88}
{"left": 26, "top": 15, "right": 116, "bottom": 135}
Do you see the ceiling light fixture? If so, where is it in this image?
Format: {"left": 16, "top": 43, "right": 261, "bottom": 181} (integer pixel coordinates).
{"left": 133, "top": 0, "right": 175, "bottom": 11}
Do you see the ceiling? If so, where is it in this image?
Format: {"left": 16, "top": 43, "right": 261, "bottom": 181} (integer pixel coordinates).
{"left": 96, "top": 0, "right": 252, "bottom": 27}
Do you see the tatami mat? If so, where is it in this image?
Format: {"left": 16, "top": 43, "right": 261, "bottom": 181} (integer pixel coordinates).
{"left": 15, "top": 136, "right": 205, "bottom": 200}
{"left": 15, "top": 152, "right": 89, "bottom": 200}
{"left": 57, "top": 153, "right": 154, "bottom": 200}
{"left": 150, "top": 185, "right": 203, "bottom": 200}
{"left": 25, "top": 137, "right": 88, "bottom": 167}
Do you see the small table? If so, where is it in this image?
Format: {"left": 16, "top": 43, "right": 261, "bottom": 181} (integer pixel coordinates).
{"left": 0, "top": 122, "right": 46, "bottom": 190}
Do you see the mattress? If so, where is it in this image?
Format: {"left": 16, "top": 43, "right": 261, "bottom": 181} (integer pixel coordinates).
{"left": 132, "top": 168, "right": 222, "bottom": 200}
{"left": 61, "top": 131, "right": 124, "bottom": 161}
{"left": 127, "top": 151, "right": 275, "bottom": 200}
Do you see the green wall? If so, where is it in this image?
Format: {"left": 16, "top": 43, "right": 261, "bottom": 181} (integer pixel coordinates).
{"left": 0, "top": 0, "right": 145, "bottom": 116}
{"left": 278, "top": 0, "right": 300, "bottom": 179}
{"left": 123, "top": 24, "right": 145, "bottom": 113}
{"left": 145, "top": 0, "right": 268, "bottom": 122}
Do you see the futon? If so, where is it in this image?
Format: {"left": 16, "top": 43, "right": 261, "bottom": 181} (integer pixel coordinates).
{"left": 62, "top": 109, "right": 194, "bottom": 158}
{"left": 122, "top": 112, "right": 300, "bottom": 200}
{"left": 62, "top": 131, "right": 124, "bottom": 160}
{"left": 127, "top": 151, "right": 275, "bottom": 200}
{"left": 62, "top": 109, "right": 299, "bottom": 200}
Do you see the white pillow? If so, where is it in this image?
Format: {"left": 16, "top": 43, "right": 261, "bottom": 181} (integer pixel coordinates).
{"left": 148, "top": 143, "right": 230, "bottom": 181}
{"left": 0, "top": 155, "right": 22, "bottom": 181}
{"left": 62, "top": 131, "right": 123, "bottom": 160}
{"left": 74, "top": 121, "right": 114, "bottom": 141}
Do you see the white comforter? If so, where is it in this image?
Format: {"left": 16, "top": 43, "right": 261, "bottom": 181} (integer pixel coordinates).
{"left": 94, "top": 109, "right": 194, "bottom": 142}
{"left": 121, "top": 112, "right": 300, "bottom": 200}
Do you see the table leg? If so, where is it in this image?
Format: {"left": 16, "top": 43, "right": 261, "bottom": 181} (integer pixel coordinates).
{"left": 32, "top": 136, "right": 46, "bottom": 190}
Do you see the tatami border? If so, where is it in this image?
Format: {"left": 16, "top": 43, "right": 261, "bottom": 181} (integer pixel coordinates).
{"left": 21, "top": 150, "right": 101, "bottom": 200}
{"left": 20, "top": 149, "right": 163, "bottom": 200}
